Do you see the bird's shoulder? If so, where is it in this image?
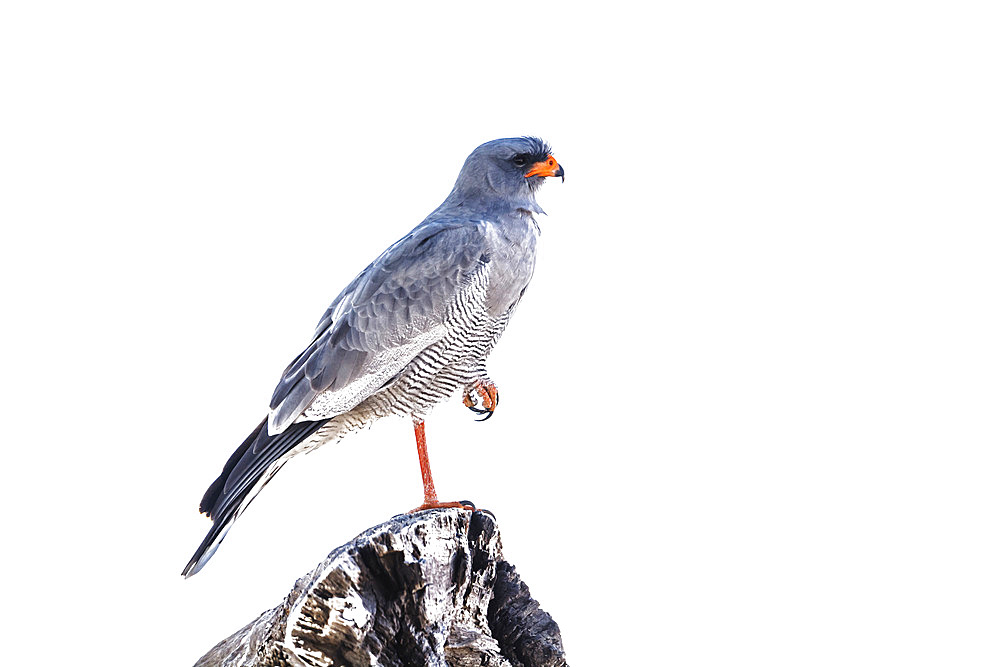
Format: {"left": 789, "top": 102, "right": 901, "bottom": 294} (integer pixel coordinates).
{"left": 307, "top": 219, "right": 489, "bottom": 337}
{"left": 370, "top": 218, "right": 492, "bottom": 277}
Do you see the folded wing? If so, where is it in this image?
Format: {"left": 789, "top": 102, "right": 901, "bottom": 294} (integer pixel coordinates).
{"left": 268, "top": 219, "right": 489, "bottom": 434}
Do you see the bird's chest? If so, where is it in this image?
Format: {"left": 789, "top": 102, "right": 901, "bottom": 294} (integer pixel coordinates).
{"left": 481, "top": 218, "right": 540, "bottom": 316}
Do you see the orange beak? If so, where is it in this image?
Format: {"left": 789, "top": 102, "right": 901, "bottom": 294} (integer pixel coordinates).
{"left": 525, "top": 154, "right": 565, "bottom": 181}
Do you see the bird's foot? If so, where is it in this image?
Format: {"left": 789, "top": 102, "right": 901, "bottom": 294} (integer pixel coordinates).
{"left": 408, "top": 499, "right": 476, "bottom": 513}
{"left": 463, "top": 379, "right": 499, "bottom": 421}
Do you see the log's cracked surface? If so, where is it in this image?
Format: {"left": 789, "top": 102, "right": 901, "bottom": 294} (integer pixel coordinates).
{"left": 195, "top": 509, "right": 567, "bottom": 667}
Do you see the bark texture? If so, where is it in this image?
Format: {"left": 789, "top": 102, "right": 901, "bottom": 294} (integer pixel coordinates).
{"left": 195, "top": 509, "right": 567, "bottom": 667}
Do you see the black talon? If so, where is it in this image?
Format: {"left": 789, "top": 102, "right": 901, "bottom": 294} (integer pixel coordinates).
{"left": 465, "top": 384, "right": 497, "bottom": 421}
{"left": 458, "top": 499, "right": 476, "bottom": 510}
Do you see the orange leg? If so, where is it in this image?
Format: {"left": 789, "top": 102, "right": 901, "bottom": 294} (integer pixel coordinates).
{"left": 409, "top": 417, "right": 475, "bottom": 513}
{"left": 462, "top": 379, "right": 499, "bottom": 421}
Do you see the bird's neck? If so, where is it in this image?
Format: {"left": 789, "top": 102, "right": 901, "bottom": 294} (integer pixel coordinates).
{"left": 433, "top": 186, "right": 543, "bottom": 220}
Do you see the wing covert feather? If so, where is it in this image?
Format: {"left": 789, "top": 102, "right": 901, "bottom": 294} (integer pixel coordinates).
{"left": 267, "top": 221, "right": 489, "bottom": 434}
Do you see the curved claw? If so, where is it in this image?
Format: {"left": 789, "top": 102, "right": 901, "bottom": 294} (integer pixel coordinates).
{"left": 463, "top": 379, "right": 499, "bottom": 422}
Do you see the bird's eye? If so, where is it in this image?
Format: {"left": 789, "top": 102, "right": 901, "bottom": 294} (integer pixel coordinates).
{"left": 512, "top": 155, "right": 527, "bottom": 168}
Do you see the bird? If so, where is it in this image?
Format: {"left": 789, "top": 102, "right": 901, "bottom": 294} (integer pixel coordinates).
{"left": 182, "top": 136, "right": 564, "bottom": 577}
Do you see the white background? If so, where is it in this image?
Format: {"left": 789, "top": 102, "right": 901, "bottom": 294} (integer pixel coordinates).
{"left": 2, "top": 2, "right": 998, "bottom": 665}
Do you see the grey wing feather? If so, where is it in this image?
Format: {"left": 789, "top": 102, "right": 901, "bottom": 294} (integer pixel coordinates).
{"left": 267, "top": 220, "right": 489, "bottom": 434}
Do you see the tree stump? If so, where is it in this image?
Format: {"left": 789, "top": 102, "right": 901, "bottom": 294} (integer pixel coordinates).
{"left": 195, "top": 509, "right": 567, "bottom": 667}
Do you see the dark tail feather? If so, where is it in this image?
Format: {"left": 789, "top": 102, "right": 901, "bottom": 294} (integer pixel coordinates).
{"left": 182, "top": 417, "right": 330, "bottom": 578}
{"left": 182, "top": 507, "right": 239, "bottom": 578}
{"left": 199, "top": 419, "right": 266, "bottom": 518}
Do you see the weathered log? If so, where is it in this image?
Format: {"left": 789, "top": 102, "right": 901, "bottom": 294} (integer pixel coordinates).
{"left": 195, "top": 509, "right": 567, "bottom": 667}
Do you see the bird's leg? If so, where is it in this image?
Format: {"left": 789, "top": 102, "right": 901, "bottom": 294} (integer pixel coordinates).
{"left": 462, "top": 379, "right": 499, "bottom": 421}
{"left": 408, "top": 417, "right": 475, "bottom": 513}
{"left": 413, "top": 418, "right": 439, "bottom": 505}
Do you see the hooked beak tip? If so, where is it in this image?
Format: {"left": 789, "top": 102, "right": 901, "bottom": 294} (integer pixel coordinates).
{"left": 525, "top": 155, "right": 565, "bottom": 180}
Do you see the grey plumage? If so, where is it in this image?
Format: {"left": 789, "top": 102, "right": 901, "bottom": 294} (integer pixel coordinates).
{"left": 183, "top": 137, "right": 563, "bottom": 577}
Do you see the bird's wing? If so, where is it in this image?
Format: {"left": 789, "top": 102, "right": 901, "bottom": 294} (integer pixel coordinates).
{"left": 267, "top": 220, "right": 489, "bottom": 434}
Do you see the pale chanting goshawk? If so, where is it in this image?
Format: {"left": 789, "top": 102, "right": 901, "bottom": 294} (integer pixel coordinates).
{"left": 183, "top": 137, "right": 564, "bottom": 577}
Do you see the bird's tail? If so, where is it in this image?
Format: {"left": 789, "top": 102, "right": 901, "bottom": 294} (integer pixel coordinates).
{"left": 181, "top": 508, "right": 239, "bottom": 578}
{"left": 182, "top": 417, "right": 330, "bottom": 577}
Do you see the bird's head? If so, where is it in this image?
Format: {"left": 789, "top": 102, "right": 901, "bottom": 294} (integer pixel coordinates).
{"left": 443, "top": 137, "right": 564, "bottom": 215}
